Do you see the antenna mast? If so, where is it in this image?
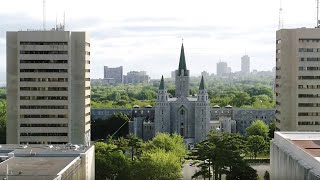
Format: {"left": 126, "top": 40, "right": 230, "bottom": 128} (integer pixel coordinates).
{"left": 278, "top": 0, "right": 283, "bottom": 29}
{"left": 43, "top": 0, "right": 46, "bottom": 30}
{"left": 317, "top": 0, "right": 319, "bottom": 28}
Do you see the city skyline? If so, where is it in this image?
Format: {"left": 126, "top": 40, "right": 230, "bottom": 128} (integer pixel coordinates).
{"left": 0, "top": 0, "right": 318, "bottom": 80}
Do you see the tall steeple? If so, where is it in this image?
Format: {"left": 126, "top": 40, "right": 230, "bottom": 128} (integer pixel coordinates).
{"left": 159, "top": 75, "right": 165, "bottom": 90}
{"left": 199, "top": 75, "right": 205, "bottom": 90}
{"left": 178, "top": 43, "right": 187, "bottom": 76}
{"left": 175, "top": 43, "right": 190, "bottom": 97}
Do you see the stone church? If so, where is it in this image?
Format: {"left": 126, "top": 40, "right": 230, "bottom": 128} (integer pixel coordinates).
{"left": 154, "top": 43, "right": 211, "bottom": 143}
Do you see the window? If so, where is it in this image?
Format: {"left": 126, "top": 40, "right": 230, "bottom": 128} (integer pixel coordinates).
{"left": 20, "top": 96, "right": 68, "bottom": 100}
{"left": 20, "top": 124, "right": 68, "bottom": 127}
{"left": 20, "top": 41, "right": 68, "bottom": 45}
{"left": 20, "top": 105, "right": 68, "bottom": 109}
{"left": 20, "top": 51, "right": 68, "bottom": 54}
{"left": 20, "top": 69, "right": 68, "bottom": 73}
{"left": 20, "top": 60, "right": 68, "bottom": 64}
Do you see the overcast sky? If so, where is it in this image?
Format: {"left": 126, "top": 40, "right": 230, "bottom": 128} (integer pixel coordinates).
{"left": 0, "top": 0, "right": 318, "bottom": 80}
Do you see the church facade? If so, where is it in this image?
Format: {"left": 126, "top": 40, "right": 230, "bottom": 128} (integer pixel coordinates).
{"left": 154, "top": 44, "right": 211, "bottom": 143}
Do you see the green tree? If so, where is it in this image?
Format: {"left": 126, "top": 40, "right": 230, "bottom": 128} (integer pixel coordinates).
{"left": 95, "top": 142, "right": 130, "bottom": 180}
{"left": 143, "top": 133, "right": 187, "bottom": 160}
{"left": 192, "top": 132, "right": 258, "bottom": 180}
{"left": 246, "top": 135, "right": 267, "bottom": 159}
{"left": 0, "top": 100, "right": 6, "bottom": 144}
{"left": 127, "top": 133, "right": 143, "bottom": 160}
{"left": 246, "top": 120, "right": 269, "bottom": 139}
{"left": 131, "top": 149, "right": 182, "bottom": 180}
{"left": 268, "top": 120, "right": 276, "bottom": 139}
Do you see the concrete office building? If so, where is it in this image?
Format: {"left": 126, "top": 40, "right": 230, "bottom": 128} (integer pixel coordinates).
{"left": 123, "top": 71, "right": 150, "bottom": 84}
{"left": 6, "top": 31, "right": 91, "bottom": 145}
{"left": 275, "top": 28, "right": 320, "bottom": 131}
{"left": 241, "top": 54, "right": 250, "bottom": 74}
{"left": 216, "top": 61, "right": 228, "bottom": 76}
{"left": 270, "top": 132, "right": 320, "bottom": 179}
{"left": 0, "top": 144, "right": 95, "bottom": 180}
{"left": 104, "top": 66, "right": 123, "bottom": 84}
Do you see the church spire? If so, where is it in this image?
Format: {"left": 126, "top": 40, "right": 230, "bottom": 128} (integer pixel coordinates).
{"left": 199, "top": 75, "right": 205, "bottom": 90}
{"left": 159, "top": 75, "right": 165, "bottom": 90}
{"left": 178, "top": 43, "right": 187, "bottom": 75}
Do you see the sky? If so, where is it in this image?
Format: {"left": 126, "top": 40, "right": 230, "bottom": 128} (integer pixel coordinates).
{"left": 0, "top": 0, "right": 318, "bottom": 80}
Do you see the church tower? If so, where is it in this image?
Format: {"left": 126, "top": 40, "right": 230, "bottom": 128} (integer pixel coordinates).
{"left": 195, "top": 76, "right": 211, "bottom": 143}
{"left": 155, "top": 76, "right": 171, "bottom": 134}
{"left": 175, "top": 43, "right": 190, "bottom": 97}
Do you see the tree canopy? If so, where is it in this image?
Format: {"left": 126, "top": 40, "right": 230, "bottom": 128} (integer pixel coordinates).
{"left": 246, "top": 120, "right": 269, "bottom": 139}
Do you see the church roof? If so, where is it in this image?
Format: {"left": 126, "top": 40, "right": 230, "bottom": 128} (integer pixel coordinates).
{"left": 159, "top": 75, "right": 165, "bottom": 90}
{"left": 199, "top": 75, "right": 205, "bottom": 90}
{"left": 178, "top": 43, "right": 188, "bottom": 76}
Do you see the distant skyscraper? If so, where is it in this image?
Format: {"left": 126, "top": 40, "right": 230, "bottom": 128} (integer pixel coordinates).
{"left": 275, "top": 28, "right": 320, "bottom": 131}
{"left": 241, "top": 55, "right": 250, "bottom": 74}
{"left": 216, "top": 62, "right": 228, "bottom": 76}
{"left": 104, "top": 66, "right": 123, "bottom": 84}
{"left": 6, "top": 31, "right": 91, "bottom": 145}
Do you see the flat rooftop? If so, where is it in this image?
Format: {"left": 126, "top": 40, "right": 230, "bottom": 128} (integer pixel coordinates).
{"left": 275, "top": 132, "right": 320, "bottom": 162}
{"left": 0, "top": 156, "right": 77, "bottom": 179}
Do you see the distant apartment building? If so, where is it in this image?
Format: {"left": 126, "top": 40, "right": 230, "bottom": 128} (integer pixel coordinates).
{"left": 241, "top": 55, "right": 250, "bottom": 74}
{"left": 275, "top": 28, "right": 320, "bottom": 131}
{"left": 123, "top": 71, "right": 150, "bottom": 84}
{"left": 104, "top": 66, "right": 123, "bottom": 84}
{"left": 0, "top": 144, "right": 95, "bottom": 179}
{"left": 171, "top": 71, "right": 176, "bottom": 80}
{"left": 216, "top": 62, "right": 228, "bottom": 76}
{"left": 6, "top": 31, "right": 91, "bottom": 145}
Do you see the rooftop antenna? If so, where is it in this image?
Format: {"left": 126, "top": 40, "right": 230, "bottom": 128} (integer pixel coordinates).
{"left": 317, "top": 0, "right": 319, "bottom": 28}
{"left": 43, "top": 0, "right": 46, "bottom": 30}
{"left": 278, "top": 0, "right": 284, "bottom": 30}
{"left": 63, "top": 12, "right": 65, "bottom": 30}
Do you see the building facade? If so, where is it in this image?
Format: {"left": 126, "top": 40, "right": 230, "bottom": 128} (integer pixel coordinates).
{"left": 153, "top": 44, "right": 211, "bottom": 144}
{"left": 275, "top": 28, "right": 320, "bottom": 131}
{"left": 6, "top": 31, "right": 91, "bottom": 145}
{"left": 103, "top": 66, "right": 123, "bottom": 84}
{"left": 123, "top": 71, "right": 150, "bottom": 84}
{"left": 216, "top": 61, "right": 228, "bottom": 76}
{"left": 0, "top": 144, "right": 95, "bottom": 180}
{"left": 270, "top": 132, "right": 320, "bottom": 179}
{"left": 241, "top": 54, "right": 250, "bottom": 74}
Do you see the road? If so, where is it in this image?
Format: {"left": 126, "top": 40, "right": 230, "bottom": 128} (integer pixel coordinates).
{"left": 182, "top": 161, "right": 203, "bottom": 180}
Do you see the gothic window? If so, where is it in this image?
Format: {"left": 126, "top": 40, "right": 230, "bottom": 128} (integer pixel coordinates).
{"left": 180, "top": 128, "right": 184, "bottom": 136}
{"left": 181, "top": 109, "right": 185, "bottom": 115}
{"left": 161, "top": 110, "right": 164, "bottom": 114}
{"left": 202, "top": 96, "right": 204, "bottom": 101}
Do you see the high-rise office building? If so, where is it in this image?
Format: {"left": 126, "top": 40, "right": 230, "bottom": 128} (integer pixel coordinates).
{"left": 6, "top": 31, "right": 91, "bottom": 145}
{"left": 275, "top": 28, "right": 320, "bottom": 131}
{"left": 216, "top": 62, "right": 228, "bottom": 76}
{"left": 104, "top": 66, "right": 123, "bottom": 84}
{"left": 241, "top": 55, "right": 250, "bottom": 74}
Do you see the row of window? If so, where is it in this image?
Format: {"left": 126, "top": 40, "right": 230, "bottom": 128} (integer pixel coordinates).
{"left": 299, "top": 39, "right": 320, "bottom": 43}
{"left": 20, "top": 87, "right": 68, "bottom": 91}
{"left": 299, "top": 67, "right": 320, "bottom": 71}
{"left": 85, "top": 121, "right": 91, "bottom": 125}
{"left": 299, "top": 76, "right": 320, "bottom": 80}
{"left": 20, "top": 133, "right": 68, "bottom": 136}
{"left": 20, "top": 69, "right": 68, "bottom": 73}
{"left": 298, "top": 112, "right": 320, "bottom": 116}
{"left": 298, "top": 94, "right": 320, "bottom": 98}
{"left": 300, "top": 58, "right": 320, "bottom": 62}
{"left": 20, "top": 114, "right": 67, "bottom": 118}
{"left": 85, "top": 69, "right": 90, "bottom": 72}
{"left": 298, "top": 85, "right": 320, "bottom": 89}
{"left": 21, "top": 141, "right": 67, "bottom": 144}
{"left": 20, "top": 60, "right": 68, "bottom": 64}
{"left": 85, "top": 112, "right": 91, "bottom": 116}
{"left": 20, "top": 96, "right": 68, "bottom": 100}
{"left": 298, "top": 48, "right": 320, "bottom": 52}
{"left": 298, "top": 103, "right": 320, "bottom": 107}
{"left": 20, "top": 51, "right": 68, "bottom": 54}
{"left": 85, "top": 95, "right": 91, "bottom": 99}
{"left": 20, "top": 78, "right": 68, "bottom": 82}
{"left": 20, "top": 42, "right": 68, "bottom": 45}
{"left": 86, "top": 42, "right": 90, "bottom": 47}
{"left": 85, "top": 51, "right": 90, "bottom": 56}
{"left": 298, "top": 121, "right": 320, "bottom": 125}
{"left": 20, "top": 124, "right": 68, "bottom": 127}
{"left": 85, "top": 104, "right": 91, "bottom": 108}
{"left": 85, "top": 86, "right": 90, "bottom": 90}
{"left": 86, "top": 60, "right": 90, "bottom": 64}
{"left": 20, "top": 105, "right": 68, "bottom": 109}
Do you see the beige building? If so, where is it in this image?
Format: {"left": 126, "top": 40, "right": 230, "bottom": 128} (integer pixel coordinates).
{"left": 275, "top": 28, "right": 320, "bottom": 131}
{"left": 0, "top": 144, "right": 95, "bottom": 180}
{"left": 6, "top": 31, "right": 91, "bottom": 145}
{"left": 270, "top": 132, "right": 320, "bottom": 179}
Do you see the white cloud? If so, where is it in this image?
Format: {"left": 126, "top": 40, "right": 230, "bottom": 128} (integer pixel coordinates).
{"left": 0, "top": 0, "right": 318, "bottom": 78}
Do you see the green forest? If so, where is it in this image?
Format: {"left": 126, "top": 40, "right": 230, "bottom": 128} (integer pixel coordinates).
{"left": 91, "top": 76, "right": 275, "bottom": 108}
